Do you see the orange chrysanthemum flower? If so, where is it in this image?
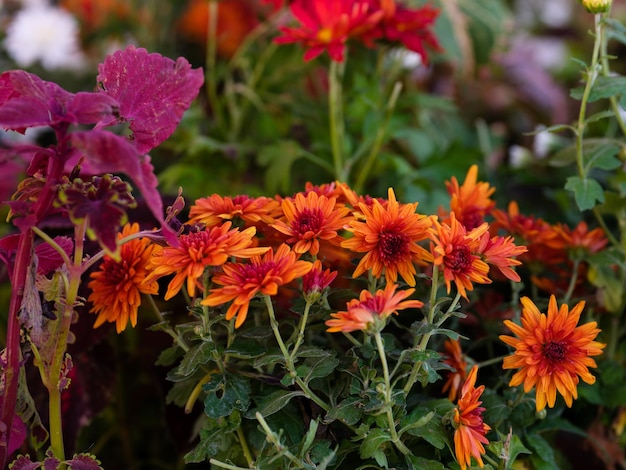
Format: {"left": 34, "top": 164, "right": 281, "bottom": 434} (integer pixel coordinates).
{"left": 325, "top": 283, "right": 423, "bottom": 333}
{"left": 342, "top": 188, "right": 433, "bottom": 286}
{"left": 188, "top": 194, "right": 281, "bottom": 228}
{"left": 500, "top": 295, "right": 605, "bottom": 412}
{"left": 430, "top": 213, "right": 491, "bottom": 299}
{"left": 146, "top": 223, "right": 269, "bottom": 300}
{"left": 478, "top": 232, "right": 527, "bottom": 282}
{"left": 88, "top": 223, "right": 159, "bottom": 333}
{"left": 272, "top": 191, "right": 351, "bottom": 256}
{"left": 554, "top": 220, "right": 608, "bottom": 255}
{"left": 453, "top": 365, "right": 491, "bottom": 470}
{"left": 202, "top": 244, "right": 312, "bottom": 328}
{"left": 445, "top": 164, "right": 496, "bottom": 230}
{"left": 442, "top": 339, "right": 468, "bottom": 401}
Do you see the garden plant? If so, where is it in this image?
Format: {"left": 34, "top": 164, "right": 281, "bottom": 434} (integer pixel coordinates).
{"left": 0, "top": 0, "right": 626, "bottom": 469}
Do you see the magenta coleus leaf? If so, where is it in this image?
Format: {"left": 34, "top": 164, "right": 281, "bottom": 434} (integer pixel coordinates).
{"left": 35, "top": 237, "right": 74, "bottom": 274}
{"left": 7, "top": 454, "right": 40, "bottom": 470}
{"left": 0, "top": 71, "right": 118, "bottom": 132}
{"left": 96, "top": 45, "right": 204, "bottom": 154}
{"left": 70, "top": 130, "right": 177, "bottom": 244}
{"left": 66, "top": 454, "right": 103, "bottom": 470}
{"left": 41, "top": 450, "right": 60, "bottom": 470}
{"left": 8, "top": 415, "right": 27, "bottom": 456}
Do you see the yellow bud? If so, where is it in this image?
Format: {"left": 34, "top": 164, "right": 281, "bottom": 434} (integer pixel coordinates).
{"left": 581, "top": 0, "right": 611, "bottom": 13}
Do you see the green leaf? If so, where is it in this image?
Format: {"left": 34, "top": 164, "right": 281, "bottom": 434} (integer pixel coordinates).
{"left": 565, "top": 176, "right": 605, "bottom": 211}
{"left": 488, "top": 432, "right": 530, "bottom": 466}
{"left": 526, "top": 433, "right": 558, "bottom": 470}
{"left": 224, "top": 338, "right": 266, "bottom": 359}
{"left": 247, "top": 389, "right": 305, "bottom": 418}
{"left": 184, "top": 413, "right": 241, "bottom": 463}
{"left": 175, "top": 341, "right": 215, "bottom": 378}
{"left": 256, "top": 140, "right": 305, "bottom": 194}
{"left": 481, "top": 389, "right": 510, "bottom": 428}
{"left": 605, "top": 18, "right": 626, "bottom": 45}
{"left": 297, "top": 352, "right": 339, "bottom": 384}
{"left": 584, "top": 142, "right": 621, "bottom": 171}
{"left": 325, "top": 396, "right": 364, "bottom": 425}
{"left": 405, "top": 456, "right": 446, "bottom": 470}
{"left": 359, "top": 428, "right": 392, "bottom": 462}
{"left": 155, "top": 345, "right": 183, "bottom": 367}
{"left": 571, "top": 75, "right": 626, "bottom": 102}
{"left": 404, "top": 402, "right": 453, "bottom": 450}
{"left": 203, "top": 374, "right": 251, "bottom": 419}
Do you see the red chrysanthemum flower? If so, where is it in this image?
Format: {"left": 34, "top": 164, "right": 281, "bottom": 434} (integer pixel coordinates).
{"left": 274, "top": 0, "right": 382, "bottom": 61}
{"left": 146, "top": 223, "right": 269, "bottom": 300}
{"left": 478, "top": 233, "right": 527, "bottom": 282}
{"left": 202, "top": 244, "right": 313, "bottom": 328}
{"left": 272, "top": 191, "right": 351, "bottom": 256}
{"left": 445, "top": 164, "right": 496, "bottom": 230}
{"left": 453, "top": 365, "right": 491, "bottom": 470}
{"left": 442, "top": 339, "right": 468, "bottom": 401}
{"left": 302, "top": 259, "right": 337, "bottom": 303}
{"left": 430, "top": 213, "right": 491, "bottom": 299}
{"left": 500, "top": 295, "right": 605, "bottom": 411}
{"left": 188, "top": 194, "right": 281, "bottom": 228}
{"left": 554, "top": 220, "right": 609, "bottom": 256}
{"left": 326, "top": 283, "right": 423, "bottom": 333}
{"left": 88, "top": 223, "right": 159, "bottom": 333}
{"left": 342, "top": 187, "right": 433, "bottom": 286}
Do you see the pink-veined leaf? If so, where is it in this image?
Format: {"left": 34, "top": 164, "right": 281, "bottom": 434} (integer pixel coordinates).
{"left": 96, "top": 45, "right": 204, "bottom": 154}
{"left": 8, "top": 415, "right": 27, "bottom": 457}
{"left": 7, "top": 454, "right": 39, "bottom": 470}
{"left": 41, "top": 450, "right": 60, "bottom": 470}
{"left": 66, "top": 453, "right": 103, "bottom": 470}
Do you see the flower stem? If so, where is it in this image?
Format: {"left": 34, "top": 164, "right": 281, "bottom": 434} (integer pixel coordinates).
{"left": 563, "top": 258, "right": 581, "bottom": 304}
{"left": 289, "top": 300, "right": 312, "bottom": 363}
{"left": 263, "top": 295, "right": 329, "bottom": 411}
{"left": 328, "top": 59, "right": 346, "bottom": 181}
{"left": 373, "top": 331, "right": 411, "bottom": 456}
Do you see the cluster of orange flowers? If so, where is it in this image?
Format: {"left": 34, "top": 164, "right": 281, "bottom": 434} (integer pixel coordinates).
{"left": 86, "top": 166, "right": 605, "bottom": 469}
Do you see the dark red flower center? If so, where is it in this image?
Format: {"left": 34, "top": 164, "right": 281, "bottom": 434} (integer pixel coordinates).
{"left": 445, "top": 245, "right": 473, "bottom": 273}
{"left": 378, "top": 231, "right": 409, "bottom": 264}
{"left": 460, "top": 208, "right": 483, "bottom": 230}
{"left": 292, "top": 209, "right": 323, "bottom": 235}
{"left": 543, "top": 340, "right": 568, "bottom": 362}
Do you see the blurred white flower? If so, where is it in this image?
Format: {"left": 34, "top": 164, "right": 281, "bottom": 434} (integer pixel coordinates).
{"left": 4, "top": 5, "right": 85, "bottom": 71}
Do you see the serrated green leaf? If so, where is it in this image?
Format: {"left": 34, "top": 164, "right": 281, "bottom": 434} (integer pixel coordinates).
{"left": 248, "top": 389, "right": 305, "bottom": 418}
{"left": 325, "top": 396, "right": 364, "bottom": 425}
{"left": 155, "top": 345, "right": 183, "bottom": 367}
{"left": 405, "top": 456, "right": 446, "bottom": 470}
{"left": 203, "top": 374, "right": 251, "bottom": 419}
{"left": 359, "top": 428, "right": 392, "bottom": 460}
{"left": 224, "top": 338, "right": 265, "bottom": 359}
{"left": 298, "top": 353, "right": 339, "bottom": 384}
{"left": 526, "top": 433, "right": 557, "bottom": 470}
{"left": 605, "top": 18, "right": 626, "bottom": 45}
{"left": 571, "top": 75, "right": 626, "bottom": 102}
{"left": 585, "top": 142, "right": 621, "bottom": 171}
{"left": 176, "top": 341, "right": 215, "bottom": 378}
{"left": 565, "top": 176, "right": 605, "bottom": 211}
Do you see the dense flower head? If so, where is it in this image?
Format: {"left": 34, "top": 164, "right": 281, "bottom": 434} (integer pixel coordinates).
{"left": 478, "top": 233, "right": 527, "bottom": 283}
{"left": 444, "top": 165, "right": 496, "bottom": 230}
{"left": 430, "top": 213, "right": 491, "bottom": 299}
{"left": 326, "top": 283, "right": 423, "bottom": 333}
{"left": 500, "top": 295, "right": 605, "bottom": 412}
{"left": 302, "top": 259, "right": 337, "bottom": 303}
{"left": 342, "top": 187, "right": 433, "bottom": 286}
{"left": 442, "top": 339, "right": 468, "bottom": 401}
{"left": 145, "top": 223, "right": 269, "bottom": 300}
{"left": 274, "top": 0, "right": 383, "bottom": 61}
{"left": 188, "top": 194, "right": 281, "bottom": 228}
{"left": 272, "top": 191, "right": 352, "bottom": 256}
{"left": 453, "top": 365, "right": 491, "bottom": 470}
{"left": 88, "top": 223, "right": 159, "bottom": 333}
{"left": 202, "top": 244, "right": 313, "bottom": 328}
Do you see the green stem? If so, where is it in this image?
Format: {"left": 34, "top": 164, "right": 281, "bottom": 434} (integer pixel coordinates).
{"left": 209, "top": 459, "right": 253, "bottom": 470}
{"left": 205, "top": 0, "right": 225, "bottom": 133}
{"left": 328, "top": 59, "right": 347, "bottom": 181}
{"left": 575, "top": 14, "right": 604, "bottom": 179}
{"left": 263, "top": 295, "right": 330, "bottom": 411}
{"left": 255, "top": 412, "right": 304, "bottom": 468}
{"left": 144, "top": 294, "right": 190, "bottom": 353}
{"left": 354, "top": 81, "right": 403, "bottom": 193}
{"left": 563, "top": 258, "right": 581, "bottom": 304}
{"left": 289, "top": 300, "right": 313, "bottom": 362}
{"left": 476, "top": 355, "right": 507, "bottom": 368}
{"left": 236, "top": 425, "right": 254, "bottom": 468}
{"left": 373, "top": 331, "right": 411, "bottom": 456}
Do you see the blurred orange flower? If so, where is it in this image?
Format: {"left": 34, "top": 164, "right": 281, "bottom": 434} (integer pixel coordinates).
{"left": 430, "top": 213, "right": 490, "bottom": 299}
{"left": 146, "top": 223, "right": 268, "bottom": 300}
{"left": 88, "top": 223, "right": 159, "bottom": 333}
{"left": 272, "top": 191, "right": 351, "bottom": 256}
{"left": 444, "top": 164, "right": 496, "bottom": 230}
{"left": 326, "top": 283, "right": 423, "bottom": 333}
{"left": 342, "top": 187, "right": 433, "bottom": 286}
{"left": 202, "top": 244, "right": 312, "bottom": 328}
{"left": 442, "top": 339, "right": 468, "bottom": 401}
{"left": 500, "top": 295, "right": 605, "bottom": 411}
{"left": 189, "top": 194, "right": 280, "bottom": 228}
{"left": 453, "top": 365, "right": 490, "bottom": 470}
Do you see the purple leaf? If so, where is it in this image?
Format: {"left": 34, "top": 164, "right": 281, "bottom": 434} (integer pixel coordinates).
{"left": 66, "top": 453, "right": 103, "bottom": 470}
{"left": 96, "top": 45, "right": 204, "bottom": 154}
{"left": 70, "top": 130, "right": 176, "bottom": 244}
{"left": 35, "top": 237, "right": 73, "bottom": 274}
{"left": 66, "top": 92, "right": 119, "bottom": 128}
{"left": 42, "top": 450, "right": 60, "bottom": 470}
{"left": 8, "top": 415, "right": 27, "bottom": 456}
{"left": 7, "top": 454, "right": 40, "bottom": 470}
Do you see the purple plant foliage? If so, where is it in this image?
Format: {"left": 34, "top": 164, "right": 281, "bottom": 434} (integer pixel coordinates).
{"left": 41, "top": 450, "right": 60, "bottom": 470}
{"left": 7, "top": 454, "right": 40, "bottom": 470}
{"left": 96, "top": 45, "right": 205, "bottom": 154}
{"left": 66, "top": 454, "right": 103, "bottom": 470}
{"left": 8, "top": 415, "right": 27, "bottom": 456}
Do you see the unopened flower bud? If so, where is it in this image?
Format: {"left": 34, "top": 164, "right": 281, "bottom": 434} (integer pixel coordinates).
{"left": 581, "top": 0, "right": 611, "bottom": 13}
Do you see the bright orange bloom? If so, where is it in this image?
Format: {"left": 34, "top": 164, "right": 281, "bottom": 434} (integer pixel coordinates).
{"left": 478, "top": 233, "right": 527, "bottom": 282}
{"left": 442, "top": 339, "right": 468, "bottom": 401}
{"left": 202, "top": 244, "right": 312, "bottom": 328}
{"left": 500, "top": 295, "right": 605, "bottom": 412}
{"left": 272, "top": 191, "right": 351, "bottom": 256}
{"left": 88, "top": 223, "right": 159, "bottom": 333}
{"left": 189, "top": 194, "right": 281, "bottom": 228}
{"left": 445, "top": 165, "right": 496, "bottom": 230}
{"left": 326, "top": 283, "right": 423, "bottom": 333}
{"left": 430, "top": 213, "right": 491, "bottom": 299}
{"left": 342, "top": 188, "right": 433, "bottom": 286}
{"left": 146, "top": 223, "right": 268, "bottom": 300}
{"left": 274, "top": 0, "right": 382, "bottom": 61}
{"left": 453, "top": 365, "right": 490, "bottom": 470}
